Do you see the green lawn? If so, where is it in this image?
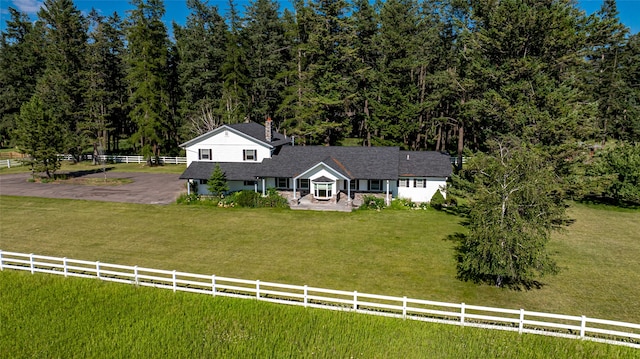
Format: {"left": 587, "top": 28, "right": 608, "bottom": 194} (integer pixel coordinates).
{"left": 1, "top": 270, "right": 635, "bottom": 358}
{"left": 1, "top": 196, "right": 638, "bottom": 325}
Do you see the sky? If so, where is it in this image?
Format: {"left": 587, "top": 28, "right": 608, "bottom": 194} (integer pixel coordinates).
{"left": 0, "top": 0, "right": 639, "bottom": 36}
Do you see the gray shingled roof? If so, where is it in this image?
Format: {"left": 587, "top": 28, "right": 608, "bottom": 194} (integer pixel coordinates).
{"left": 227, "top": 122, "right": 291, "bottom": 147}
{"left": 260, "top": 146, "right": 400, "bottom": 180}
{"left": 179, "top": 122, "right": 290, "bottom": 148}
{"left": 179, "top": 162, "right": 263, "bottom": 181}
{"left": 398, "top": 151, "right": 452, "bottom": 177}
{"left": 180, "top": 148, "right": 452, "bottom": 181}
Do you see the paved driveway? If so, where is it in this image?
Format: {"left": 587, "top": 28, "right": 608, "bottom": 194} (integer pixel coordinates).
{"left": 0, "top": 172, "right": 185, "bottom": 205}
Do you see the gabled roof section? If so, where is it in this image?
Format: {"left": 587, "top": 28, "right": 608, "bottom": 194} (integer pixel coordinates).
{"left": 179, "top": 122, "right": 290, "bottom": 148}
{"left": 293, "top": 161, "right": 350, "bottom": 181}
{"left": 260, "top": 146, "right": 400, "bottom": 180}
{"left": 398, "top": 151, "right": 452, "bottom": 177}
{"left": 179, "top": 161, "right": 262, "bottom": 181}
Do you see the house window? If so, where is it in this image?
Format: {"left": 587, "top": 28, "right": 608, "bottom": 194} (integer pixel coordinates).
{"left": 414, "top": 179, "right": 426, "bottom": 188}
{"left": 314, "top": 183, "right": 333, "bottom": 199}
{"left": 368, "top": 180, "right": 382, "bottom": 192}
{"left": 398, "top": 179, "right": 409, "bottom": 187}
{"left": 198, "top": 148, "right": 212, "bottom": 160}
{"left": 243, "top": 149, "right": 257, "bottom": 161}
{"left": 350, "top": 180, "right": 358, "bottom": 191}
{"left": 276, "top": 177, "right": 290, "bottom": 189}
{"left": 297, "top": 178, "right": 310, "bottom": 189}
{"left": 199, "top": 179, "right": 208, "bottom": 185}
{"left": 244, "top": 180, "right": 256, "bottom": 186}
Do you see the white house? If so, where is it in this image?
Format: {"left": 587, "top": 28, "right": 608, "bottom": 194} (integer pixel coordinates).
{"left": 179, "top": 120, "right": 452, "bottom": 207}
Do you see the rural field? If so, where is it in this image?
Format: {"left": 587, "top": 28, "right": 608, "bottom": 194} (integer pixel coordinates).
{"left": 1, "top": 195, "right": 639, "bottom": 326}
{"left": 1, "top": 270, "right": 637, "bottom": 358}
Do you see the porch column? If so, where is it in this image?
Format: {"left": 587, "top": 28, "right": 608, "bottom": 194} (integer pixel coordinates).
{"left": 262, "top": 178, "right": 266, "bottom": 196}
{"left": 187, "top": 180, "right": 191, "bottom": 195}
{"left": 254, "top": 179, "right": 258, "bottom": 193}
{"left": 293, "top": 178, "right": 297, "bottom": 200}
{"left": 347, "top": 179, "right": 351, "bottom": 203}
{"left": 386, "top": 180, "right": 390, "bottom": 206}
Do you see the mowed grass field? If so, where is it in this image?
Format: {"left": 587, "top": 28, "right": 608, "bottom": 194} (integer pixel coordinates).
{"left": 2, "top": 270, "right": 636, "bottom": 358}
{"left": 1, "top": 195, "right": 639, "bottom": 325}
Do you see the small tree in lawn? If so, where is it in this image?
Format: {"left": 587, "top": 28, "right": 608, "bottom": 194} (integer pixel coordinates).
{"left": 452, "top": 140, "right": 567, "bottom": 289}
{"left": 207, "top": 163, "right": 228, "bottom": 198}
{"left": 15, "top": 96, "right": 65, "bottom": 179}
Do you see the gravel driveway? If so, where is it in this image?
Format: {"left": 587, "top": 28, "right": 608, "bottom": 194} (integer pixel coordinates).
{"left": 0, "top": 172, "right": 185, "bottom": 205}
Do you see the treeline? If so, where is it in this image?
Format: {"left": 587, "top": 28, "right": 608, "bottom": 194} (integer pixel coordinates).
{"left": 0, "top": 0, "right": 638, "bottom": 161}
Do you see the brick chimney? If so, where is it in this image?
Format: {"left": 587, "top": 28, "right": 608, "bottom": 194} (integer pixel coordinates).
{"left": 265, "top": 117, "right": 272, "bottom": 142}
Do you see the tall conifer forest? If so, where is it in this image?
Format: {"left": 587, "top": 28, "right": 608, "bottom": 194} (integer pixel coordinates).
{"left": 1, "top": 0, "right": 638, "bottom": 165}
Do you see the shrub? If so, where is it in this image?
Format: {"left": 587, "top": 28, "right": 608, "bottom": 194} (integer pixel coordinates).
{"left": 234, "top": 190, "right": 260, "bottom": 208}
{"left": 360, "top": 195, "right": 385, "bottom": 210}
{"left": 258, "top": 188, "right": 288, "bottom": 208}
{"left": 430, "top": 190, "right": 445, "bottom": 210}
{"left": 176, "top": 193, "right": 200, "bottom": 205}
{"left": 390, "top": 198, "right": 415, "bottom": 210}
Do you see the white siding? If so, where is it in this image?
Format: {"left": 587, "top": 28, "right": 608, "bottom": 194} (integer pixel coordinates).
{"left": 185, "top": 129, "right": 271, "bottom": 166}
{"left": 397, "top": 177, "right": 447, "bottom": 203}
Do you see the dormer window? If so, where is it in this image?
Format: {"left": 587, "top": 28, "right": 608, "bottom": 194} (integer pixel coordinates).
{"left": 199, "top": 149, "right": 212, "bottom": 160}
{"left": 243, "top": 149, "right": 257, "bottom": 161}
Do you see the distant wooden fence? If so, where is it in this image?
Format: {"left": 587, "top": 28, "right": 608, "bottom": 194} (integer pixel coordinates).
{"left": 1, "top": 250, "right": 638, "bottom": 349}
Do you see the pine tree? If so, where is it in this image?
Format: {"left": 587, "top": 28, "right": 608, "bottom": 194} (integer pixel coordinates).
{"left": 37, "top": 0, "right": 88, "bottom": 161}
{"left": 207, "top": 163, "right": 229, "bottom": 198}
{"left": 125, "top": 0, "right": 171, "bottom": 164}
{"left": 15, "top": 96, "right": 65, "bottom": 178}
{"left": 174, "top": 0, "right": 228, "bottom": 137}
{"left": 220, "top": 0, "right": 250, "bottom": 124}
{"left": 0, "top": 8, "right": 46, "bottom": 147}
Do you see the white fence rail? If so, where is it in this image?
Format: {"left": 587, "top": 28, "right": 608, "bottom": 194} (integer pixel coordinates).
{"left": 0, "top": 159, "right": 23, "bottom": 169}
{"left": 57, "top": 155, "right": 186, "bottom": 165}
{"left": 1, "top": 250, "right": 638, "bottom": 349}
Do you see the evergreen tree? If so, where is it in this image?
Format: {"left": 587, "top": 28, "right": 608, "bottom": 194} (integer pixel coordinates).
{"left": 15, "top": 96, "right": 65, "bottom": 178}
{"left": 85, "top": 10, "right": 127, "bottom": 162}
{"left": 174, "top": 0, "right": 228, "bottom": 137}
{"left": 125, "top": 0, "right": 171, "bottom": 164}
{"left": 220, "top": 0, "right": 250, "bottom": 124}
{"left": 453, "top": 140, "right": 566, "bottom": 289}
{"left": 243, "top": 0, "right": 288, "bottom": 124}
{"left": 0, "top": 8, "right": 46, "bottom": 147}
{"left": 37, "top": 0, "right": 88, "bottom": 161}
{"left": 207, "top": 163, "right": 229, "bottom": 198}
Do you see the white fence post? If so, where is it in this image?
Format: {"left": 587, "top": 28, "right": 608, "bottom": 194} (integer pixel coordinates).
{"left": 460, "top": 303, "right": 465, "bottom": 325}
{"left": 402, "top": 296, "right": 407, "bottom": 319}
{"left": 6, "top": 159, "right": 10, "bottom": 168}
{"left": 519, "top": 309, "right": 525, "bottom": 334}
{"left": 134, "top": 265, "right": 138, "bottom": 284}
{"left": 212, "top": 275, "right": 216, "bottom": 296}
{"left": 0, "top": 250, "right": 3, "bottom": 270}
{"left": 353, "top": 291, "right": 358, "bottom": 310}
{"left": 172, "top": 270, "right": 177, "bottom": 292}
{"left": 304, "top": 285, "right": 308, "bottom": 307}
{"left": 30, "top": 253, "right": 34, "bottom": 274}
{"left": 580, "top": 315, "right": 587, "bottom": 339}
{"left": 256, "top": 280, "right": 261, "bottom": 299}
{"left": 96, "top": 261, "right": 101, "bottom": 279}
{"left": 63, "top": 257, "right": 68, "bottom": 277}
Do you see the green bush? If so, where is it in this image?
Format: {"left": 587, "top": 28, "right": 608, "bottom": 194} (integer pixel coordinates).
{"left": 258, "top": 188, "right": 289, "bottom": 208}
{"left": 360, "top": 195, "right": 385, "bottom": 210}
{"left": 390, "top": 198, "right": 415, "bottom": 210}
{"left": 176, "top": 193, "right": 200, "bottom": 205}
{"left": 234, "top": 190, "right": 260, "bottom": 208}
{"left": 430, "top": 190, "right": 445, "bottom": 210}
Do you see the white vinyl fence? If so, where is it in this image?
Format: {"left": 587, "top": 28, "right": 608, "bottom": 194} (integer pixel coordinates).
{"left": 57, "top": 155, "right": 186, "bottom": 165}
{"left": 1, "top": 250, "right": 638, "bottom": 349}
{"left": 0, "top": 159, "right": 23, "bottom": 169}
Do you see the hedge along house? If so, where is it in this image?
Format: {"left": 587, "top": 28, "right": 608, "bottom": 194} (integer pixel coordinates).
{"left": 179, "top": 120, "right": 452, "bottom": 207}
